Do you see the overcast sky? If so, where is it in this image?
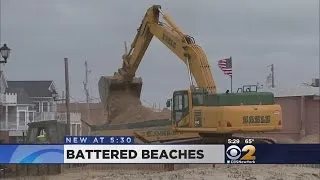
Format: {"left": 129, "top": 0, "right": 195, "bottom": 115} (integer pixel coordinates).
{"left": 0, "top": 0, "right": 319, "bottom": 107}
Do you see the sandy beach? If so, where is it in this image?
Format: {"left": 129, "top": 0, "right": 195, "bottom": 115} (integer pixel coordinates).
{"left": 8, "top": 164, "right": 318, "bottom": 180}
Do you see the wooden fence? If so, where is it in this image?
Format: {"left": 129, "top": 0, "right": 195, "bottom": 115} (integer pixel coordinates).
{"left": 61, "top": 163, "right": 190, "bottom": 173}
{"left": 0, "top": 164, "right": 61, "bottom": 179}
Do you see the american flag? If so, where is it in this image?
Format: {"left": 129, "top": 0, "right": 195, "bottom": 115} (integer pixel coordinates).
{"left": 218, "top": 57, "right": 232, "bottom": 77}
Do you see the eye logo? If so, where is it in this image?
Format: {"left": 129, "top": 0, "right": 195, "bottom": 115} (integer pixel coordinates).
{"left": 226, "top": 145, "right": 256, "bottom": 161}
{"left": 226, "top": 145, "right": 241, "bottom": 160}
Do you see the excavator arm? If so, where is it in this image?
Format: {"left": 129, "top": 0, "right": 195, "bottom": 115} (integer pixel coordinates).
{"left": 98, "top": 5, "right": 216, "bottom": 111}
{"left": 116, "top": 5, "right": 159, "bottom": 80}
{"left": 119, "top": 5, "right": 216, "bottom": 93}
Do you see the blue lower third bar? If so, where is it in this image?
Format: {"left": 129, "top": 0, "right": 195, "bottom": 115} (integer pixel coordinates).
{"left": 225, "top": 144, "right": 320, "bottom": 164}
{"left": 0, "top": 145, "right": 64, "bottom": 164}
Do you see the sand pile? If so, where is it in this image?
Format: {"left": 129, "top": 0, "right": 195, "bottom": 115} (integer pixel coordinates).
{"left": 107, "top": 91, "right": 170, "bottom": 125}
{"left": 298, "top": 134, "right": 320, "bottom": 144}
{"left": 277, "top": 138, "right": 296, "bottom": 144}
{"left": 277, "top": 134, "right": 319, "bottom": 144}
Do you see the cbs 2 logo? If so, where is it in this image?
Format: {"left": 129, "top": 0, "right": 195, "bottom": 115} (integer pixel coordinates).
{"left": 226, "top": 145, "right": 256, "bottom": 161}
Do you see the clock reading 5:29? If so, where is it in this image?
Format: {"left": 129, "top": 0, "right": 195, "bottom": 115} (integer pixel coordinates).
{"left": 227, "top": 138, "right": 240, "bottom": 144}
{"left": 109, "top": 136, "right": 134, "bottom": 144}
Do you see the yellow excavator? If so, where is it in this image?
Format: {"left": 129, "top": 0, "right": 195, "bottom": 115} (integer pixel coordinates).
{"left": 98, "top": 5, "right": 282, "bottom": 144}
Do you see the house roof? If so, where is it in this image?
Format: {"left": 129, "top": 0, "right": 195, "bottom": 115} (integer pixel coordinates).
{"left": 260, "top": 86, "right": 320, "bottom": 97}
{"left": 6, "top": 87, "right": 32, "bottom": 104}
{"left": 57, "top": 103, "right": 106, "bottom": 126}
{"left": 7, "top": 81, "right": 56, "bottom": 97}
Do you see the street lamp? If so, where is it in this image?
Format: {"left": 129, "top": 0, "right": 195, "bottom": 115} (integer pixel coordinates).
{"left": 0, "top": 44, "right": 11, "bottom": 63}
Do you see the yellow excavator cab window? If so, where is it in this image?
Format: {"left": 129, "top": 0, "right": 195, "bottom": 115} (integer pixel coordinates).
{"left": 174, "top": 95, "right": 181, "bottom": 110}
{"left": 183, "top": 94, "right": 188, "bottom": 109}
{"left": 172, "top": 91, "right": 189, "bottom": 122}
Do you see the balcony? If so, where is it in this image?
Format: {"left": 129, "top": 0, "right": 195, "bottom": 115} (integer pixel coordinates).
{"left": 0, "top": 112, "right": 81, "bottom": 133}
{"left": 0, "top": 93, "right": 17, "bottom": 104}
{"left": 0, "top": 121, "right": 27, "bottom": 131}
{"left": 33, "top": 112, "right": 81, "bottom": 123}
{"left": 34, "top": 112, "right": 60, "bottom": 122}
{"left": 0, "top": 112, "right": 67, "bottom": 130}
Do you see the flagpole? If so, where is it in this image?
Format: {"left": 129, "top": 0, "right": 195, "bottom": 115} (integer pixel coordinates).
{"left": 230, "top": 56, "right": 233, "bottom": 93}
{"left": 230, "top": 76, "right": 233, "bottom": 93}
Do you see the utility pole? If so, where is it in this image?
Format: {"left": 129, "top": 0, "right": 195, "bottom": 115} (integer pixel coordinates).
{"left": 83, "top": 61, "right": 91, "bottom": 130}
{"left": 64, "top": 58, "right": 71, "bottom": 136}
{"left": 84, "top": 61, "right": 90, "bottom": 104}
{"left": 271, "top": 64, "right": 275, "bottom": 88}
{"left": 267, "top": 64, "right": 275, "bottom": 88}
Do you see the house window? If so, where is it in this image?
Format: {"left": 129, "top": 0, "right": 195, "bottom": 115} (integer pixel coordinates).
{"left": 0, "top": 107, "right": 5, "bottom": 128}
{"left": 77, "top": 124, "right": 81, "bottom": 135}
{"left": 19, "top": 111, "right": 26, "bottom": 126}
{"left": 71, "top": 124, "right": 76, "bottom": 136}
{"left": 28, "top": 112, "right": 34, "bottom": 122}
{"left": 28, "top": 105, "right": 34, "bottom": 111}
{"left": 42, "top": 101, "right": 49, "bottom": 112}
{"left": 34, "top": 102, "right": 40, "bottom": 112}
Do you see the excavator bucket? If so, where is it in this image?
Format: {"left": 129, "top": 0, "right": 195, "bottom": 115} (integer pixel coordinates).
{"left": 98, "top": 76, "right": 143, "bottom": 112}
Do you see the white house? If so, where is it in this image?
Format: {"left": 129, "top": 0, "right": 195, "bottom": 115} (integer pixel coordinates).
{"left": 0, "top": 71, "right": 82, "bottom": 143}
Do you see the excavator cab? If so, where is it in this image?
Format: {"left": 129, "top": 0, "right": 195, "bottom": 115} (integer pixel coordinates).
{"left": 166, "top": 88, "right": 206, "bottom": 125}
{"left": 171, "top": 90, "right": 189, "bottom": 123}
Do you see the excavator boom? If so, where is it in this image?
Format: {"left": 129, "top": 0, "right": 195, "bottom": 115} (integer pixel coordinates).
{"left": 99, "top": 5, "right": 216, "bottom": 114}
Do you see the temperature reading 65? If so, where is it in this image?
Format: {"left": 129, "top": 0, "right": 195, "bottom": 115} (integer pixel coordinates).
{"left": 245, "top": 139, "right": 254, "bottom": 144}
